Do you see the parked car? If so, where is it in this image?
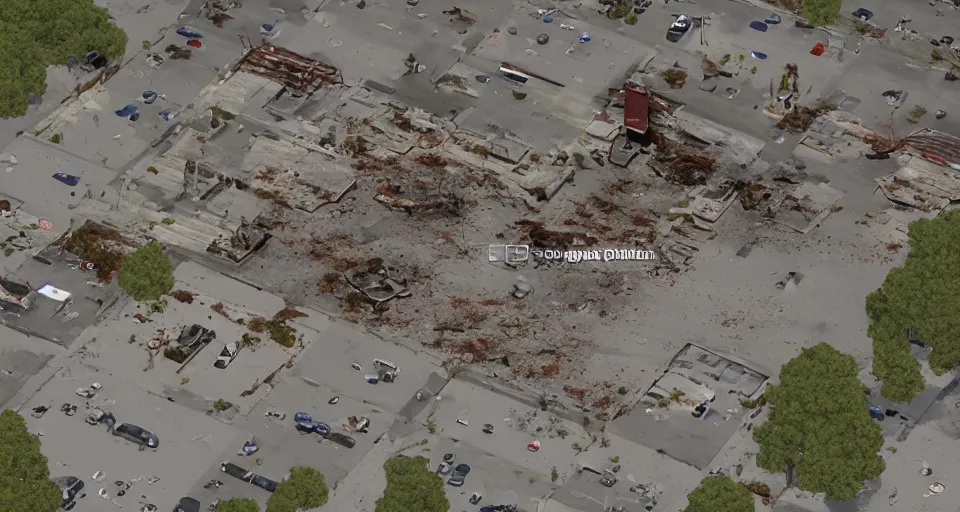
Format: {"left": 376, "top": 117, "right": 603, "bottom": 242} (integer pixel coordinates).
{"left": 599, "top": 470, "right": 618, "bottom": 487}
{"left": 666, "top": 14, "right": 692, "bottom": 42}
{"left": 54, "top": 476, "right": 85, "bottom": 510}
{"left": 179, "top": 324, "right": 215, "bottom": 347}
{"left": 294, "top": 412, "right": 331, "bottom": 436}
{"left": 113, "top": 424, "right": 159, "bottom": 450}
{"left": 166, "top": 325, "right": 216, "bottom": 363}
{"left": 668, "top": 14, "right": 691, "bottom": 34}
{"left": 173, "top": 497, "right": 201, "bottom": 512}
{"left": 213, "top": 342, "right": 241, "bottom": 369}
{"left": 327, "top": 432, "right": 356, "bottom": 449}
{"left": 447, "top": 463, "right": 470, "bottom": 486}
{"left": 220, "top": 462, "right": 278, "bottom": 492}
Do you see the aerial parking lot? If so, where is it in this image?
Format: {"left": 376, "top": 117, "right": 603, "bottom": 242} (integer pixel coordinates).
{"left": 21, "top": 363, "right": 241, "bottom": 512}
{"left": 423, "top": 437, "right": 555, "bottom": 512}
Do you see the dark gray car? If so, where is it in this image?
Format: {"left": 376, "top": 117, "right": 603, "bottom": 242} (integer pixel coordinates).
{"left": 113, "top": 423, "right": 159, "bottom": 450}
{"left": 220, "top": 462, "right": 278, "bottom": 492}
{"left": 54, "top": 476, "right": 84, "bottom": 510}
{"left": 174, "top": 497, "right": 201, "bottom": 512}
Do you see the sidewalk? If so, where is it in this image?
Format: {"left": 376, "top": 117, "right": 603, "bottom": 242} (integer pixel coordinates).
{"left": 2, "top": 321, "right": 107, "bottom": 413}
{"left": 315, "top": 436, "right": 400, "bottom": 512}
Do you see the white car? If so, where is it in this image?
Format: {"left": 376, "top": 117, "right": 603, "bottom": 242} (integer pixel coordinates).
{"left": 669, "top": 15, "right": 692, "bottom": 34}
{"left": 214, "top": 342, "right": 241, "bottom": 369}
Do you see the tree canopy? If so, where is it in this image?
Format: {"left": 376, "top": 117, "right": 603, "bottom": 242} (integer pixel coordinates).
{"left": 375, "top": 456, "right": 449, "bottom": 512}
{"left": 0, "top": 410, "right": 61, "bottom": 512}
{"left": 0, "top": 0, "right": 127, "bottom": 118}
{"left": 117, "top": 242, "right": 175, "bottom": 302}
{"left": 801, "top": 0, "right": 842, "bottom": 27}
{"left": 684, "top": 475, "right": 754, "bottom": 512}
{"left": 866, "top": 211, "right": 960, "bottom": 402}
{"left": 753, "top": 343, "right": 884, "bottom": 501}
{"left": 215, "top": 498, "right": 261, "bottom": 512}
{"left": 266, "top": 467, "right": 328, "bottom": 512}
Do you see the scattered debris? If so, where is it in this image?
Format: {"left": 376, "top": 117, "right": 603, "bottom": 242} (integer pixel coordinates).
{"left": 775, "top": 271, "right": 804, "bottom": 290}
{"left": 776, "top": 103, "right": 833, "bottom": 133}
{"left": 907, "top": 106, "right": 927, "bottom": 123}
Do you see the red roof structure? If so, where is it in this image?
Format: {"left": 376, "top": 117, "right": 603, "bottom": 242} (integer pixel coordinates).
{"left": 624, "top": 82, "right": 650, "bottom": 135}
{"left": 903, "top": 128, "right": 960, "bottom": 169}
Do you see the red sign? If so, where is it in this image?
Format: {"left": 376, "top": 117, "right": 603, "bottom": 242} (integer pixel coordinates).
{"left": 80, "top": 261, "right": 99, "bottom": 272}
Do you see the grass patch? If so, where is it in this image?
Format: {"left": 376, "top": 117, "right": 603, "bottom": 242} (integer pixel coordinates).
{"left": 607, "top": 3, "right": 632, "bottom": 19}
{"left": 264, "top": 307, "right": 307, "bottom": 348}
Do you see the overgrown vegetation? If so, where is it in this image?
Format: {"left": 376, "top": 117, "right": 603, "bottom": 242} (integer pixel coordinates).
{"left": 62, "top": 222, "right": 126, "bottom": 281}
{"left": 263, "top": 307, "right": 307, "bottom": 348}
{"left": 342, "top": 135, "right": 369, "bottom": 157}
{"left": 436, "top": 74, "right": 468, "bottom": 89}
{"left": 376, "top": 456, "right": 449, "bottom": 512}
{"left": 753, "top": 343, "right": 884, "bottom": 500}
{"left": 216, "top": 498, "right": 261, "bottom": 512}
{"left": 0, "top": 410, "right": 61, "bottom": 512}
{"left": 867, "top": 211, "right": 960, "bottom": 402}
{"left": 607, "top": 2, "right": 632, "bottom": 19}
{"left": 213, "top": 399, "right": 233, "bottom": 412}
{"left": 266, "top": 467, "right": 329, "bottom": 512}
{"left": 241, "top": 333, "right": 261, "bottom": 349}
{"left": 117, "top": 242, "right": 175, "bottom": 302}
{"left": 661, "top": 68, "right": 688, "bottom": 89}
{"left": 683, "top": 475, "right": 754, "bottom": 512}
{"left": 0, "top": 0, "right": 128, "bottom": 118}
{"left": 799, "top": 0, "right": 842, "bottom": 27}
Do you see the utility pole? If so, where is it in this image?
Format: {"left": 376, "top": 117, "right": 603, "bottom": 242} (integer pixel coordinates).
{"left": 699, "top": 14, "right": 707, "bottom": 46}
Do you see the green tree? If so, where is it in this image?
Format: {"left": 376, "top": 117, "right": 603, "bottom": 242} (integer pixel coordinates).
{"left": 0, "top": 0, "right": 128, "bottom": 118}
{"left": 266, "top": 467, "right": 329, "bottom": 512}
{"left": 0, "top": 410, "right": 62, "bottom": 512}
{"left": 866, "top": 211, "right": 960, "bottom": 402}
{"left": 117, "top": 242, "right": 175, "bottom": 302}
{"left": 215, "top": 498, "right": 261, "bottom": 512}
{"left": 801, "top": 0, "right": 842, "bottom": 27}
{"left": 375, "top": 456, "right": 449, "bottom": 512}
{"left": 684, "top": 475, "right": 754, "bottom": 512}
{"left": 753, "top": 344, "right": 884, "bottom": 500}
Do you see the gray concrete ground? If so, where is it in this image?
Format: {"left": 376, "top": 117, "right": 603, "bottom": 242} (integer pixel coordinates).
{"left": 0, "top": 326, "right": 61, "bottom": 406}
{"left": 554, "top": 432, "right": 702, "bottom": 512}
{"left": 422, "top": 436, "right": 556, "bottom": 512}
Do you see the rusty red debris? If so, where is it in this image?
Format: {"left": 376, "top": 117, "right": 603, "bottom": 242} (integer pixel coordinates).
{"left": 902, "top": 128, "right": 960, "bottom": 168}
{"left": 235, "top": 46, "right": 342, "bottom": 94}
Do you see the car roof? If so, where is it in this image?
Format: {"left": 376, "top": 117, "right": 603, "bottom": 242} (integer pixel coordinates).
{"left": 177, "top": 497, "right": 201, "bottom": 512}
